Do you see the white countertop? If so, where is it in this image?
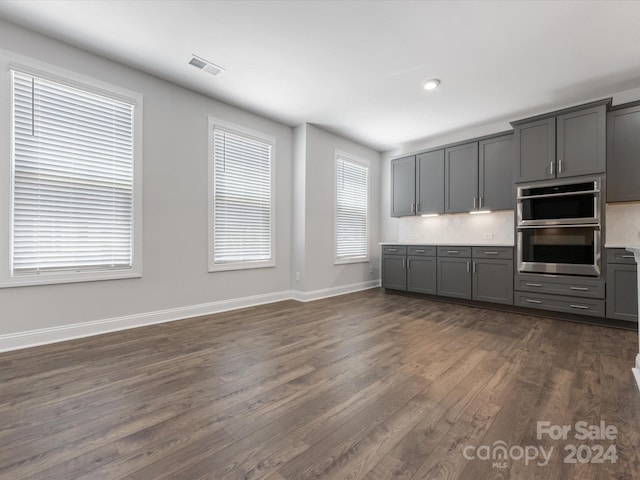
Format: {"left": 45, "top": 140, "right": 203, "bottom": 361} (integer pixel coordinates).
{"left": 605, "top": 244, "right": 640, "bottom": 249}
{"left": 379, "top": 242, "right": 514, "bottom": 247}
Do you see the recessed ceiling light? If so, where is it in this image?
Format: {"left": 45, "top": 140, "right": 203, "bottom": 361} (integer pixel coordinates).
{"left": 189, "top": 54, "right": 225, "bottom": 76}
{"left": 423, "top": 79, "right": 441, "bottom": 90}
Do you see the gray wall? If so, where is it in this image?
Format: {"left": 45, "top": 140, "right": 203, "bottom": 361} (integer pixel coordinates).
{"left": 0, "top": 19, "right": 384, "bottom": 340}
{"left": 295, "top": 124, "right": 381, "bottom": 293}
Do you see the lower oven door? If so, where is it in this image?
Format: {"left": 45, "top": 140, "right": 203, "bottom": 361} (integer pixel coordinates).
{"left": 517, "top": 224, "right": 601, "bottom": 276}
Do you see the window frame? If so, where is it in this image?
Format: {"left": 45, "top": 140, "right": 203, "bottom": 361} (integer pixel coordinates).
{"left": 207, "top": 117, "right": 276, "bottom": 272}
{"left": 334, "top": 150, "right": 370, "bottom": 265}
{"left": 0, "top": 50, "right": 143, "bottom": 288}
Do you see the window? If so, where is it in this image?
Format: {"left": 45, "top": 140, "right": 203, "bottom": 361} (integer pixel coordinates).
{"left": 2, "top": 59, "right": 142, "bottom": 287}
{"left": 335, "top": 152, "right": 369, "bottom": 263}
{"left": 208, "top": 119, "right": 275, "bottom": 271}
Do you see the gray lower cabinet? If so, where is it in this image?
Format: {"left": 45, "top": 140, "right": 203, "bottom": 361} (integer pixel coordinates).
{"left": 478, "top": 135, "right": 514, "bottom": 211}
{"left": 472, "top": 259, "right": 514, "bottom": 305}
{"left": 607, "top": 103, "right": 640, "bottom": 202}
{"left": 391, "top": 156, "right": 416, "bottom": 217}
{"left": 381, "top": 245, "right": 515, "bottom": 307}
{"left": 606, "top": 248, "right": 638, "bottom": 322}
{"left": 437, "top": 256, "right": 472, "bottom": 299}
{"left": 514, "top": 273, "right": 605, "bottom": 318}
{"left": 381, "top": 246, "right": 407, "bottom": 290}
{"left": 515, "top": 291, "right": 605, "bottom": 317}
{"left": 407, "top": 256, "right": 437, "bottom": 294}
{"left": 444, "top": 143, "right": 478, "bottom": 213}
{"left": 416, "top": 150, "right": 444, "bottom": 215}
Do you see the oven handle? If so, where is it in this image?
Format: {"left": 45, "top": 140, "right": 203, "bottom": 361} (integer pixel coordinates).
{"left": 516, "top": 189, "right": 600, "bottom": 201}
{"left": 517, "top": 224, "right": 601, "bottom": 230}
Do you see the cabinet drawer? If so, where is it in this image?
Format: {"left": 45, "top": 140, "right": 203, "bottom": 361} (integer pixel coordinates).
{"left": 472, "top": 247, "right": 513, "bottom": 259}
{"left": 515, "top": 292, "right": 605, "bottom": 317}
{"left": 407, "top": 245, "right": 436, "bottom": 256}
{"left": 515, "top": 274, "right": 604, "bottom": 299}
{"left": 437, "top": 246, "right": 471, "bottom": 258}
{"left": 606, "top": 248, "right": 637, "bottom": 265}
{"left": 382, "top": 245, "right": 407, "bottom": 255}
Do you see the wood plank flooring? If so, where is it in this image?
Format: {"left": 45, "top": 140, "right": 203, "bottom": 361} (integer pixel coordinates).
{"left": 1, "top": 288, "right": 638, "bottom": 479}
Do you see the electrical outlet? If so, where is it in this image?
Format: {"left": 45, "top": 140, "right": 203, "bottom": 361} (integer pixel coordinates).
{"left": 483, "top": 233, "right": 494, "bottom": 239}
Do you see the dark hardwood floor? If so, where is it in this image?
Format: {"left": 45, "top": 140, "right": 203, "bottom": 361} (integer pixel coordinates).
{"left": 1, "top": 288, "right": 638, "bottom": 479}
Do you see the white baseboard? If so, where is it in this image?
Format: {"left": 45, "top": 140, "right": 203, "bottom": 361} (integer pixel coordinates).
{"left": 0, "top": 290, "right": 295, "bottom": 353}
{"left": 292, "top": 280, "right": 380, "bottom": 302}
{"left": 0, "top": 280, "right": 381, "bottom": 352}
{"left": 634, "top": 355, "right": 640, "bottom": 392}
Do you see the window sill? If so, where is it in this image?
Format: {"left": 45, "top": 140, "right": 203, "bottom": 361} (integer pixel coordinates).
{"left": 0, "top": 269, "right": 142, "bottom": 289}
{"left": 335, "top": 257, "right": 370, "bottom": 265}
{"left": 209, "top": 261, "right": 276, "bottom": 272}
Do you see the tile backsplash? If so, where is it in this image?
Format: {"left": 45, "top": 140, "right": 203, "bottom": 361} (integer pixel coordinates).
{"left": 395, "top": 204, "right": 640, "bottom": 246}
{"left": 606, "top": 203, "right": 640, "bottom": 245}
{"left": 398, "top": 210, "right": 515, "bottom": 245}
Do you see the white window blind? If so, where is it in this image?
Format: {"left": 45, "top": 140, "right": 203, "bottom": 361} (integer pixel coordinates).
{"left": 336, "top": 156, "right": 368, "bottom": 260}
{"left": 212, "top": 127, "right": 273, "bottom": 265}
{"left": 11, "top": 70, "right": 135, "bottom": 275}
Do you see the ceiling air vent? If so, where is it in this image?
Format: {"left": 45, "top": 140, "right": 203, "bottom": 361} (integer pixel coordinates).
{"left": 189, "top": 55, "right": 225, "bottom": 76}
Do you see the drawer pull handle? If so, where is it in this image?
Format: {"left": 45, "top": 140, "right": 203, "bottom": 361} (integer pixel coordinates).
{"left": 415, "top": 249, "right": 425, "bottom": 253}
{"left": 526, "top": 299, "right": 542, "bottom": 304}
{"left": 388, "top": 248, "right": 397, "bottom": 252}
{"left": 622, "top": 255, "right": 635, "bottom": 258}
{"left": 526, "top": 283, "right": 542, "bottom": 287}
{"left": 447, "top": 250, "right": 460, "bottom": 254}
{"left": 570, "top": 304, "right": 589, "bottom": 310}
{"left": 570, "top": 286, "right": 589, "bottom": 291}
{"left": 483, "top": 251, "right": 499, "bottom": 255}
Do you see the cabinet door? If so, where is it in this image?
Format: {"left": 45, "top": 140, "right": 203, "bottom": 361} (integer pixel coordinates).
{"left": 607, "top": 105, "right": 640, "bottom": 202}
{"left": 472, "top": 259, "right": 514, "bottom": 305}
{"left": 416, "top": 150, "right": 444, "bottom": 215}
{"left": 382, "top": 255, "right": 406, "bottom": 290}
{"left": 391, "top": 156, "right": 416, "bottom": 217}
{"left": 557, "top": 105, "right": 606, "bottom": 178}
{"left": 606, "top": 264, "right": 638, "bottom": 322}
{"left": 437, "top": 257, "right": 471, "bottom": 299}
{"left": 514, "top": 117, "right": 555, "bottom": 183}
{"left": 479, "top": 135, "right": 514, "bottom": 211}
{"left": 407, "top": 256, "right": 437, "bottom": 295}
{"left": 444, "top": 142, "right": 478, "bottom": 213}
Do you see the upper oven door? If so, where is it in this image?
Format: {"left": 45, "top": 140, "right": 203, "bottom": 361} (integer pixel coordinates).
{"left": 517, "top": 178, "right": 601, "bottom": 226}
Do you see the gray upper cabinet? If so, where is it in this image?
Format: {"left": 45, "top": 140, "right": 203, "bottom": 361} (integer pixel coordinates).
{"left": 514, "top": 117, "right": 556, "bottom": 183}
{"left": 556, "top": 105, "right": 606, "bottom": 177}
{"left": 391, "top": 156, "right": 416, "bottom": 217}
{"left": 416, "top": 150, "right": 444, "bottom": 215}
{"left": 607, "top": 103, "right": 640, "bottom": 202}
{"left": 479, "top": 135, "right": 514, "bottom": 211}
{"left": 514, "top": 101, "right": 608, "bottom": 183}
{"left": 445, "top": 142, "right": 478, "bottom": 213}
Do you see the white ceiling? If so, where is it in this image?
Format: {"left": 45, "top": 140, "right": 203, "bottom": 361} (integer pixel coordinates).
{"left": 0, "top": 0, "right": 639, "bottom": 151}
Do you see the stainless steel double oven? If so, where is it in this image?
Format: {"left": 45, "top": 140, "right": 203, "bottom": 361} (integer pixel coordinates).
{"left": 516, "top": 175, "right": 603, "bottom": 277}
